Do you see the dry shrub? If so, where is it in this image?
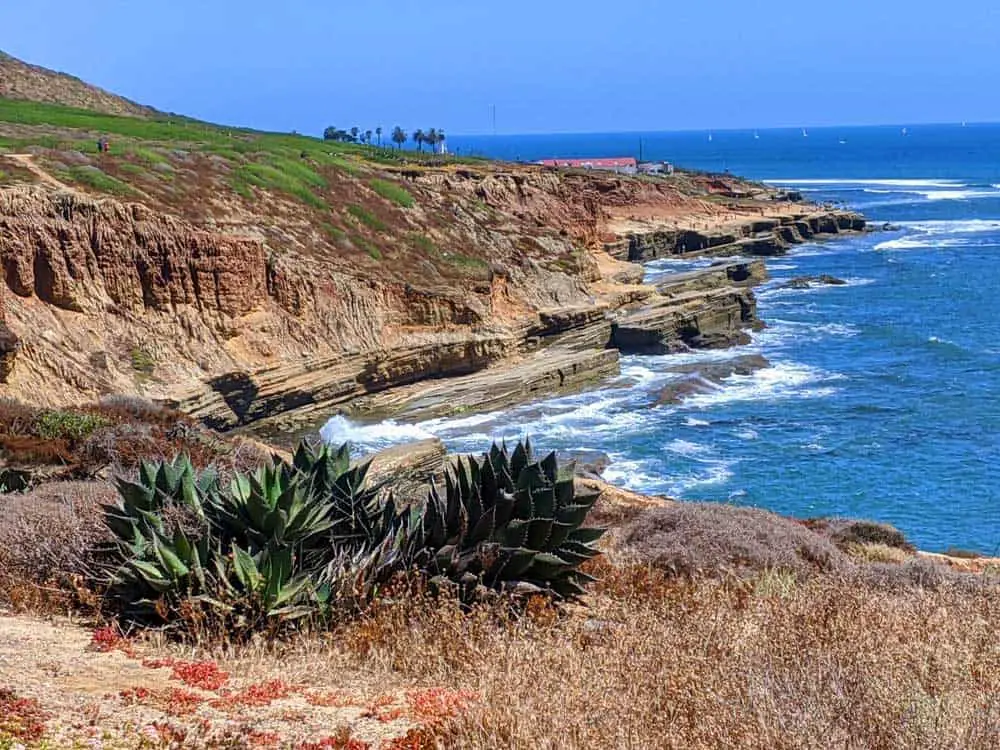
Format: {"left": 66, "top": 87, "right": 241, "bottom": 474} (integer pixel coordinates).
{"left": 0, "top": 481, "right": 114, "bottom": 609}
{"left": 856, "top": 555, "right": 994, "bottom": 593}
{"left": 845, "top": 541, "right": 913, "bottom": 564}
{"left": 818, "top": 517, "right": 916, "bottom": 552}
{"left": 317, "top": 565, "right": 1000, "bottom": 749}
{"left": 619, "top": 502, "right": 850, "bottom": 579}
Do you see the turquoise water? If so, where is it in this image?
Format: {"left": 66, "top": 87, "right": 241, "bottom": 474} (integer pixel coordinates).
{"left": 324, "top": 124, "right": 1000, "bottom": 554}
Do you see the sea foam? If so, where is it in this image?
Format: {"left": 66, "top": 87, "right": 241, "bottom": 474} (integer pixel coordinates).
{"left": 320, "top": 415, "right": 434, "bottom": 452}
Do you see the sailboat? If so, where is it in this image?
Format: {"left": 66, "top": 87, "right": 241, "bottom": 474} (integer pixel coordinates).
{"left": 708, "top": 132, "right": 713, "bottom": 142}
{"left": 753, "top": 130, "right": 760, "bottom": 140}
{"left": 802, "top": 128, "right": 809, "bottom": 138}
{"left": 901, "top": 127, "right": 908, "bottom": 136}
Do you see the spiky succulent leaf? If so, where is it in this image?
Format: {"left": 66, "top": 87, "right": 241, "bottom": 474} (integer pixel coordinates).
{"left": 411, "top": 440, "right": 605, "bottom": 604}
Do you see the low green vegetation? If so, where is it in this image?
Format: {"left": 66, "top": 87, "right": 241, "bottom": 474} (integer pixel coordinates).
{"left": 328, "top": 155, "right": 362, "bottom": 176}
{"left": 118, "top": 163, "right": 147, "bottom": 177}
{"left": 369, "top": 178, "right": 414, "bottom": 208}
{"left": 409, "top": 232, "right": 437, "bottom": 255}
{"left": 350, "top": 233, "right": 382, "bottom": 260}
{"left": 127, "top": 146, "right": 170, "bottom": 166}
{"left": 347, "top": 204, "right": 386, "bottom": 232}
{"left": 62, "top": 165, "right": 135, "bottom": 197}
{"left": 449, "top": 253, "right": 490, "bottom": 272}
{"left": 103, "top": 439, "right": 603, "bottom": 635}
{"left": 232, "top": 162, "right": 327, "bottom": 209}
{"left": 34, "top": 409, "right": 109, "bottom": 441}
{"left": 129, "top": 348, "right": 155, "bottom": 375}
{"left": 321, "top": 222, "right": 346, "bottom": 242}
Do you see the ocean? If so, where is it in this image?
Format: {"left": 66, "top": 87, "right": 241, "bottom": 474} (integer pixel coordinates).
{"left": 324, "top": 124, "right": 1000, "bottom": 554}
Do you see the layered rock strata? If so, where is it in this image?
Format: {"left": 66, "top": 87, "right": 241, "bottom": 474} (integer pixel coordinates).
{"left": 605, "top": 211, "right": 867, "bottom": 262}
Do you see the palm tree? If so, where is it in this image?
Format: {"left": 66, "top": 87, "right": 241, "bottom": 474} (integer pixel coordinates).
{"left": 437, "top": 129, "right": 446, "bottom": 153}
{"left": 392, "top": 126, "right": 407, "bottom": 150}
{"left": 350, "top": 126, "right": 360, "bottom": 143}
{"left": 425, "top": 128, "right": 439, "bottom": 154}
{"left": 375, "top": 126, "right": 383, "bottom": 147}
{"left": 413, "top": 129, "right": 426, "bottom": 152}
{"left": 364, "top": 130, "right": 373, "bottom": 145}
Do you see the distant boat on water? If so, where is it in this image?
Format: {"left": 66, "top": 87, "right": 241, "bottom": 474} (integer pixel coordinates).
{"left": 901, "top": 127, "right": 909, "bottom": 136}
{"left": 802, "top": 128, "right": 809, "bottom": 137}
{"left": 708, "top": 132, "right": 713, "bottom": 142}
{"left": 839, "top": 138, "right": 847, "bottom": 145}
{"left": 753, "top": 130, "right": 760, "bottom": 140}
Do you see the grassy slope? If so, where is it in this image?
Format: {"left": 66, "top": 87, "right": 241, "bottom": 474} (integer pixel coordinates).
{"left": 0, "top": 98, "right": 499, "bottom": 281}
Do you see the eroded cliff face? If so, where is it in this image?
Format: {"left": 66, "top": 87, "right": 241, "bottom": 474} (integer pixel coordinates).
{"left": 0, "top": 180, "right": 596, "bottom": 409}
{"left": 0, "top": 164, "right": 866, "bottom": 430}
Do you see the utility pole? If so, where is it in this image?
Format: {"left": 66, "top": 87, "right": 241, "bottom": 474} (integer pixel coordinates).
{"left": 491, "top": 104, "right": 497, "bottom": 136}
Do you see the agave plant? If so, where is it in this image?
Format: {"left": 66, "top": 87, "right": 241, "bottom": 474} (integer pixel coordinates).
{"left": 291, "top": 440, "right": 388, "bottom": 550}
{"left": 413, "top": 440, "right": 604, "bottom": 603}
{"left": 102, "top": 455, "right": 218, "bottom": 612}
{"left": 103, "top": 441, "right": 407, "bottom": 627}
{"left": 101, "top": 438, "right": 607, "bottom": 631}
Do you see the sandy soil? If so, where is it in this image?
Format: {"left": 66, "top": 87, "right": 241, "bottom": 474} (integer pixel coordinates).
{"left": 0, "top": 612, "right": 442, "bottom": 747}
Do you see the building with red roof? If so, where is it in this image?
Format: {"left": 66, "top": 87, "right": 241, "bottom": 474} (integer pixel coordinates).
{"left": 538, "top": 157, "right": 637, "bottom": 174}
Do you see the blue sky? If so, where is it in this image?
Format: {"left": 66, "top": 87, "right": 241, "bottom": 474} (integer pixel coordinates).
{"left": 1, "top": 0, "right": 996, "bottom": 135}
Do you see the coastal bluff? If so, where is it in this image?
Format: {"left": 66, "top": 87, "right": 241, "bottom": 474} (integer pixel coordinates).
{"left": 0, "top": 101, "right": 865, "bottom": 432}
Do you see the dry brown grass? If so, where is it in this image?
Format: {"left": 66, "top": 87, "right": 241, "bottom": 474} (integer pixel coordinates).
{"left": 304, "top": 564, "right": 999, "bottom": 750}
{"left": 1, "top": 541, "right": 999, "bottom": 747}
{"left": 845, "top": 541, "right": 913, "bottom": 564}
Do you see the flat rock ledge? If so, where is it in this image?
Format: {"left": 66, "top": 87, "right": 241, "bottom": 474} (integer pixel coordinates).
{"left": 605, "top": 210, "right": 867, "bottom": 263}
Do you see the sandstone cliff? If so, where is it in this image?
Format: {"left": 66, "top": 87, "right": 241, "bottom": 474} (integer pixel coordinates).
{"left": 0, "top": 77, "right": 866, "bottom": 432}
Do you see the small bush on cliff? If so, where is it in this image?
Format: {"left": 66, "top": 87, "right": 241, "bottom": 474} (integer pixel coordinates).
{"left": 34, "top": 410, "right": 110, "bottom": 442}
{"left": 369, "top": 178, "right": 414, "bottom": 208}
{"left": 0, "top": 481, "right": 114, "bottom": 601}
{"left": 130, "top": 347, "right": 155, "bottom": 375}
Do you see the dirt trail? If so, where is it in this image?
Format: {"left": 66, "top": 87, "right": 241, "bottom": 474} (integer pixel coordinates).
{"left": 0, "top": 612, "right": 452, "bottom": 747}
{"left": 2, "top": 152, "right": 75, "bottom": 191}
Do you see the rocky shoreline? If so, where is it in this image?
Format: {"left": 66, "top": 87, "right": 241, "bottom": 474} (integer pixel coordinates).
{"left": 205, "top": 207, "right": 868, "bottom": 441}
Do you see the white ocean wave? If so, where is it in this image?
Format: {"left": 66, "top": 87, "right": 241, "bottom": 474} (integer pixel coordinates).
{"left": 894, "top": 219, "right": 1000, "bottom": 234}
{"left": 767, "top": 178, "right": 967, "bottom": 188}
{"left": 859, "top": 186, "right": 1000, "bottom": 201}
{"left": 758, "top": 277, "right": 873, "bottom": 300}
{"left": 684, "top": 417, "right": 711, "bottom": 427}
{"left": 766, "top": 319, "right": 860, "bottom": 339}
{"left": 678, "top": 361, "right": 842, "bottom": 409}
{"left": 923, "top": 189, "right": 1000, "bottom": 201}
{"left": 321, "top": 415, "right": 434, "bottom": 451}
{"left": 667, "top": 463, "right": 735, "bottom": 495}
{"left": 874, "top": 220, "right": 1000, "bottom": 251}
{"left": 874, "top": 237, "right": 973, "bottom": 251}
{"left": 602, "top": 458, "right": 663, "bottom": 489}
{"left": 666, "top": 439, "right": 712, "bottom": 457}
